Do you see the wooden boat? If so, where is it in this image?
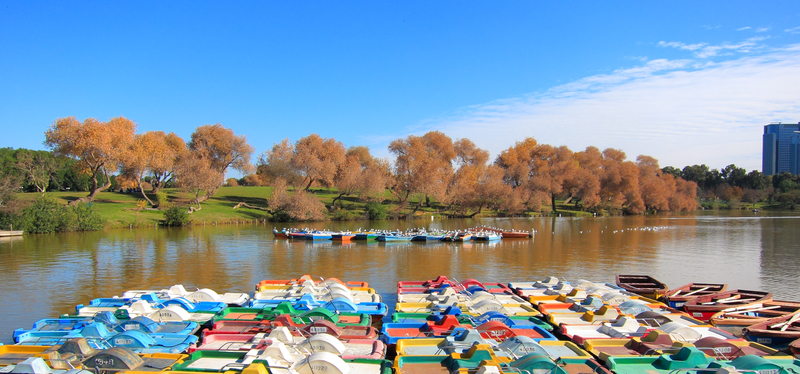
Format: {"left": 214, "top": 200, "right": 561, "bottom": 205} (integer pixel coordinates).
{"left": 790, "top": 337, "right": 800, "bottom": 357}
{"left": 709, "top": 299, "right": 800, "bottom": 337}
{"left": 661, "top": 282, "right": 727, "bottom": 308}
{"left": 683, "top": 289, "right": 772, "bottom": 322}
{"left": 615, "top": 275, "right": 670, "bottom": 299}
{"left": 743, "top": 310, "right": 800, "bottom": 349}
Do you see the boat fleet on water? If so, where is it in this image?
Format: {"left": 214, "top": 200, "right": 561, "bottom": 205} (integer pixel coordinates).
{"left": 272, "top": 225, "right": 534, "bottom": 242}
{"left": 3, "top": 274, "right": 800, "bottom": 374}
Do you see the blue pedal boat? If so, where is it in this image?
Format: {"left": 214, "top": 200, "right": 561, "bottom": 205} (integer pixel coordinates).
{"left": 249, "top": 294, "right": 387, "bottom": 318}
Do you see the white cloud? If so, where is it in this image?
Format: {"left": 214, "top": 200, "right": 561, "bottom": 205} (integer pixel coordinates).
{"left": 786, "top": 27, "right": 800, "bottom": 34}
{"left": 756, "top": 27, "right": 770, "bottom": 33}
{"left": 737, "top": 27, "right": 752, "bottom": 31}
{"left": 660, "top": 38, "right": 767, "bottom": 58}
{"left": 409, "top": 45, "right": 800, "bottom": 171}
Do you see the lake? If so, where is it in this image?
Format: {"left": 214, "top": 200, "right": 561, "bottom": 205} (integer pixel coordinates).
{"left": 2, "top": 210, "right": 800, "bottom": 344}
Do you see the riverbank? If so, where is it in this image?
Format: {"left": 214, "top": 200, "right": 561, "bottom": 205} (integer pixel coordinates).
{"left": 12, "top": 186, "right": 783, "bottom": 229}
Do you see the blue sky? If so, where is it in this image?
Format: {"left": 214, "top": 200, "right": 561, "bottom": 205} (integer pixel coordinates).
{"left": 2, "top": 2, "right": 800, "bottom": 175}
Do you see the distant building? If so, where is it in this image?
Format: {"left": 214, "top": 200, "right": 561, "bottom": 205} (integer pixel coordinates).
{"left": 763, "top": 122, "right": 800, "bottom": 176}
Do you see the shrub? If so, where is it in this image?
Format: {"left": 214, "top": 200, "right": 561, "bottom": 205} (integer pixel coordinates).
{"left": 226, "top": 178, "right": 239, "bottom": 187}
{"left": 70, "top": 203, "right": 106, "bottom": 231}
{"left": 332, "top": 209, "right": 358, "bottom": 221}
{"left": 163, "top": 206, "right": 191, "bottom": 226}
{"left": 155, "top": 191, "right": 169, "bottom": 207}
{"left": 22, "top": 195, "right": 70, "bottom": 233}
{"left": 365, "top": 202, "right": 388, "bottom": 220}
{"left": 270, "top": 210, "right": 293, "bottom": 222}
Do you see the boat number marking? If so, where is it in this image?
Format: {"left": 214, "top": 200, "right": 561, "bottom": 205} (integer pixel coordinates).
{"left": 490, "top": 318, "right": 504, "bottom": 322}
{"left": 520, "top": 346, "right": 537, "bottom": 352}
{"left": 714, "top": 347, "right": 731, "bottom": 354}
{"left": 674, "top": 303, "right": 684, "bottom": 307}
{"left": 309, "top": 327, "right": 327, "bottom": 334}
{"left": 760, "top": 370, "right": 779, "bottom": 374}
{"left": 310, "top": 345, "right": 327, "bottom": 351}
{"left": 487, "top": 330, "right": 505, "bottom": 337}
{"left": 95, "top": 358, "right": 114, "bottom": 367}
{"left": 757, "top": 338, "right": 772, "bottom": 344}
{"left": 692, "top": 313, "right": 703, "bottom": 317}
{"left": 161, "top": 312, "right": 174, "bottom": 318}
{"left": 115, "top": 338, "right": 133, "bottom": 345}
{"left": 310, "top": 365, "right": 329, "bottom": 371}
{"left": 124, "top": 324, "right": 139, "bottom": 330}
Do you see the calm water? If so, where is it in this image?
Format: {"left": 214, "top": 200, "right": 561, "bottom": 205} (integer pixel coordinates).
{"left": 2, "top": 211, "right": 800, "bottom": 344}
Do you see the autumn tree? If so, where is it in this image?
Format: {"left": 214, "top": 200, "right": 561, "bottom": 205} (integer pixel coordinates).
{"left": 332, "top": 146, "right": 390, "bottom": 205}
{"left": 173, "top": 153, "right": 222, "bottom": 211}
{"left": 528, "top": 144, "right": 577, "bottom": 213}
{"left": 120, "top": 131, "right": 186, "bottom": 207}
{"left": 670, "top": 177, "right": 699, "bottom": 211}
{"left": 185, "top": 124, "right": 254, "bottom": 204}
{"left": 495, "top": 138, "right": 577, "bottom": 212}
{"left": 598, "top": 149, "right": 645, "bottom": 213}
{"left": 446, "top": 139, "right": 510, "bottom": 217}
{"left": 637, "top": 155, "right": 674, "bottom": 212}
{"left": 565, "top": 147, "right": 602, "bottom": 210}
{"left": 291, "top": 134, "right": 346, "bottom": 190}
{"left": 257, "top": 138, "right": 302, "bottom": 186}
{"left": 45, "top": 116, "right": 136, "bottom": 204}
{"left": 389, "top": 131, "right": 456, "bottom": 212}
{"left": 266, "top": 178, "right": 326, "bottom": 221}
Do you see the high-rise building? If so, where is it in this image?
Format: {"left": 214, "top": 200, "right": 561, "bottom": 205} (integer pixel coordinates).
{"left": 763, "top": 122, "right": 800, "bottom": 176}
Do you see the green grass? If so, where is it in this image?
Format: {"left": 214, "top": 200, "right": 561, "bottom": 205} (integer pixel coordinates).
{"left": 19, "top": 186, "right": 709, "bottom": 228}
{"left": 17, "top": 187, "right": 278, "bottom": 228}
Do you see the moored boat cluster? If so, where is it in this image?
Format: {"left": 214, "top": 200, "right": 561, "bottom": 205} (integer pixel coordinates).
{"left": 273, "top": 225, "right": 533, "bottom": 242}
{"left": 3, "top": 274, "right": 800, "bottom": 374}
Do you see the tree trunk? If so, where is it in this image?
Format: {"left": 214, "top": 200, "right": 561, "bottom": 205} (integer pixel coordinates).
{"left": 411, "top": 198, "right": 423, "bottom": 214}
{"left": 304, "top": 177, "right": 314, "bottom": 191}
{"left": 70, "top": 168, "right": 112, "bottom": 205}
{"left": 551, "top": 194, "right": 557, "bottom": 213}
{"left": 467, "top": 203, "right": 485, "bottom": 218}
{"left": 331, "top": 192, "right": 347, "bottom": 206}
{"left": 137, "top": 176, "right": 156, "bottom": 207}
{"left": 563, "top": 195, "right": 573, "bottom": 205}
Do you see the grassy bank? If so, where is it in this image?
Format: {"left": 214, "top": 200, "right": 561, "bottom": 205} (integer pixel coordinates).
{"left": 19, "top": 186, "right": 775, "bottom": 229}
{"left": 16, "top": 186, "right": 500, "bottom": 228}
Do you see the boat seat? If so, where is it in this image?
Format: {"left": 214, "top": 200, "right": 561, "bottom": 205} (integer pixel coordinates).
{"left": 168, "top": 285, "right": 189, "bottom": 297}
{"left": 267, "top": 327, "right": 295, "bottom": 343}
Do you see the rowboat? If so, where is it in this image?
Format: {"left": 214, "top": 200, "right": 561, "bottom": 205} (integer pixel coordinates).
{"left": 709, "top": 299, "right": 800, "bottom": 337}
{"left": 743, "top": 310, "right": 800, "bottom": 348}
{"left": 661, "top": 282, "right": 728, "bottom": 308}
{"left": 683, "top": 289, "right": 772, "bottom": 322}
{"left": 615, "top": 274, "right": 670, "bottom": 299}
{"left": 791, "top": 337, "right": 800, "bottom": 357}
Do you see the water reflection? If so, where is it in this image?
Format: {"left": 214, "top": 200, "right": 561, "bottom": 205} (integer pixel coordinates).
{"left": 2, "top": 213, "right": 800, "bottom": 344}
